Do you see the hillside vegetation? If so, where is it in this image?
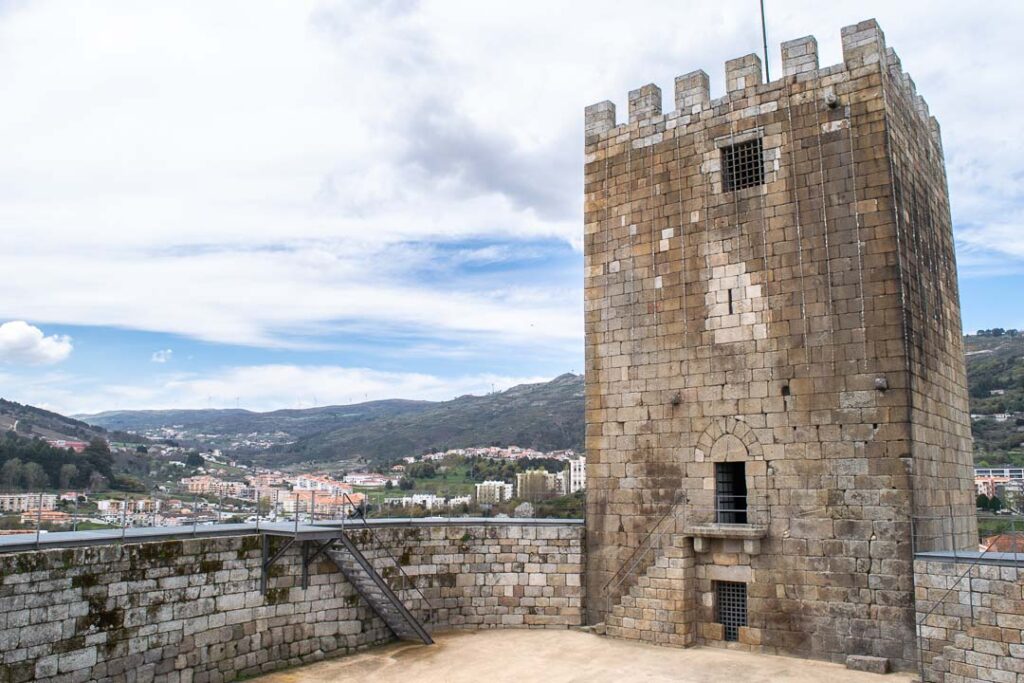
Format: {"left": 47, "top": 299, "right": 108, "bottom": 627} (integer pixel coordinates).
{"left": 276, "top": 373, "right": 583, "bottom": 465}
{"left": 0, "top": 432, "right": 116, "bottom": 491}
{"left": 79, "top": 400, "right": 431, "bottom": 440}
{"left": 966, "top": 330, "right": 1024, "bottom": 463}
{"left": 82, "top": 374, "right": 584, "bottom": 466}
{"left": 0, "top": 398, "right": 142, "bottom": 445}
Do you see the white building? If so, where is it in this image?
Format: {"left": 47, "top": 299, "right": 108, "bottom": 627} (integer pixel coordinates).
{"left": 475, "top": 481, "right": 513, "bottom": 504}
{"left": 0, "top": 493, "right": 57, "bottom": 513}
{"left": 566, "top": 457, "right": 586, "bottom": 493}
{"left": 290, "top": 474, "right": 351, "bottom": 496}
{"left": 343, "top": 473, "right": 396, "bottom": 488}
{"left": 383, "top": 494, "right": 472, "bottom": 510}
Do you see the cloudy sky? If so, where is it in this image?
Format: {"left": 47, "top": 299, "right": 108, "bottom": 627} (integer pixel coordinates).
{"left": 0, "top": 0, "right": 1021, "bottom": 415}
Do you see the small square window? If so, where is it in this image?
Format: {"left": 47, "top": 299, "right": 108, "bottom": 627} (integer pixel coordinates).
{"left": 715, "top": 581, "right": 748, "bottom": 642}
{"left": 721, "top": 138, "right": 764, "bottom": 192}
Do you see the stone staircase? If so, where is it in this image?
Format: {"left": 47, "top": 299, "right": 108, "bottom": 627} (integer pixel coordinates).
{"left": 325, "top": 534, "right": 433, "bottom": 645}
{"left": 604, "top": 533, "right": 695, "bottom": 647}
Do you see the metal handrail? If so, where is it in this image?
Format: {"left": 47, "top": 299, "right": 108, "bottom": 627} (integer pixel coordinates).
{"left": 601, "top": 490, "right": 687, "bottom": 601}
{"left": 339, "top": 492, "right": 438, "bottom": 624}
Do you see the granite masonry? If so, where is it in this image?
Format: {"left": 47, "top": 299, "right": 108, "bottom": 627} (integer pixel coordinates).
{"left": 0, "top": 521, "right": 583, "bottom": 683}
{"left": 583, "top": 19, "right": 977, "bottom": 669}
{"left": 915, "top": 553, "right": 1024, "bottom": 683}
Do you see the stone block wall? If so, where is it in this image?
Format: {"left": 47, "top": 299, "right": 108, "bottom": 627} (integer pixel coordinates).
{"left": 915, "top": 554, "right": 1024, "bottom": 683}
{"left": 351, "top": 523, "right": 585, "bottom": 629}
{"left": 0, "top": 521, "right": 584, "bottom": 683}
{"left": 583, "top": 18, "right": 975, "bottom": 669}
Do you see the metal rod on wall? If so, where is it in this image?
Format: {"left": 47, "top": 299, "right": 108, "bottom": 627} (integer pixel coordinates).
{"left": 760, "top": 0, "right": 770, "bottom": 82}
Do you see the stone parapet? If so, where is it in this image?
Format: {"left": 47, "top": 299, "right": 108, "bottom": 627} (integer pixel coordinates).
{"left": 914, "top": 553, "right": 1024, "bottom": 683}
{"left": 0, "top": 522, "right": 584, "bottom": 683}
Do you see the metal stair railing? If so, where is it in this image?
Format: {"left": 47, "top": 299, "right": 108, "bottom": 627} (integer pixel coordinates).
{"left": 332, "top": 492, "right": 435, "bottom": 643}
{"left": 601, "top": 490, "right": 687, "bottom": 618}
{"left": 326, "top": 533, "right": 433, "bottom": 644}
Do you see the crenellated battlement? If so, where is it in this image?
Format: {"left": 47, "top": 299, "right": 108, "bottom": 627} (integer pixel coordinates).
{"left": 584, "top": 18, "right": 938, "bottom": 149}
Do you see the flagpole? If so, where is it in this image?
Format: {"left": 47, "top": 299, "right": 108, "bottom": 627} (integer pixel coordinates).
{"left": 760, "top": 0, "right": 770, "bottom": 81}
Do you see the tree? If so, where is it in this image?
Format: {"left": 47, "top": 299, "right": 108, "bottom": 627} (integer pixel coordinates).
{"left": 977, "top": 493, "right": 991, "bottom": 511}
{"left": 22, "top": 462, "right": 50, "bottom": 489}
{"left": 88, "top": 471, "right": 108, "bottom": 492}
{"left": 1, "top": 458, "right": 23, "bottom": 489}
{"left": 385, "top": 480, "right": 394, "bottom": 490}
{"left": 991, "top": 496, "right": 1005, "bottom": 513}
{"left": 59, "top": 464, "right": 79, "bottom": 489}
{"left": 398, "top": 477, "right": 415, "bottom": 490}
{"left": 186, "top": 452, "right": 204, "bottom": 468}
{"left": 135, "top": 445, "right": 148, "bottom": 454}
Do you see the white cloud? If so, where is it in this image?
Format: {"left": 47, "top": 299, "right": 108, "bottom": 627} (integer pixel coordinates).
{"left": 0, "top": 321, "right": 73, "bottom": 365}
{"left": 5, "top": 364, "right": 552, "bottom": 415}
{"left": 151, "top": 349, "right": 173, "bottom": 364}
{"left": 0, "top": 1, "right": 1019, "bottom": 357}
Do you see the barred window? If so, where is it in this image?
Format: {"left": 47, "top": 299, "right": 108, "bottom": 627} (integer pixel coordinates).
{"left": 721, "top": 138, "right": 764, "bottom": 191}
{"left": 715, "top": 581, "right": 748, "bottom": 642}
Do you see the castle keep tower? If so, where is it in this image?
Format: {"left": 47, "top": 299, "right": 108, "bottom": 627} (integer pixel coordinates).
{"left": 583, "top": 20, "right": 977, "bottom": 667}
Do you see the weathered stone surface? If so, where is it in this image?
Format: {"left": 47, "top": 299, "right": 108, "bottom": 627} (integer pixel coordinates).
{"left": 845, "top": 655, "right": 890, "bottom": 674}
{"left": 914, "top": 556, "right": 1024, "bottom": 683}
{"left": 584, "top": 18, "right": 976, "bottom": 670}
{"left": 0, "top": 523, "right": 584, "bottom": 682}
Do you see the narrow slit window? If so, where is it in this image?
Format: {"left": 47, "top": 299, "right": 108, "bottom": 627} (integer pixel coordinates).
{"left": 715, "top": 581, "right": 748, "bottom": 642}
{"left": 721, "top": 138, "right": 764, "bottom": 192}
{"left": 727, "top": 289, "right": 734, "bottom": 315}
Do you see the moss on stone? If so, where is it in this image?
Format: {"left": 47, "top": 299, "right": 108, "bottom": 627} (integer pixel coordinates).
{"left": 60, "top": 550, "right": 76, "bottom": 569}
{"left": 238, "top": 535, "right": 262, "bottom": 558}
{"left": 200, "top": 559, "right": 224, "bottom": 573}
{"left": 51, "top": 635, "right": 85, "bottom": 654}
{"left": 266, "top": 587, "right": 290, "bottom": 605}
{"left": 78, "top": 595, "right": 124, "bottom": 632}
{"left": 131, "top": 541, "right": 184, "bottom": 568}
{"left": 71, "top": 573, "right": 100, "bottom": 589}
{"left": 13, "top": 553, "right": 46, "bottom": 573}
{"left": 0, "top": 660, "right": 36, "bottom": 683}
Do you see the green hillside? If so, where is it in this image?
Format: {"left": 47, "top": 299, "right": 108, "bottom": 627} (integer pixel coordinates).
{"left": 273, "top": 373, "right": 584, "bottom": 465}
{"left": 966, "top": 330, "right": 1024, "bottom": 464}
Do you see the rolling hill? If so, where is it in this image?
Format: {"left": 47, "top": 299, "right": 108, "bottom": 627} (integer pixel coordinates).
{"left": 80, "top": 400, "right": 432, "bottom": 441}
{"left": 0, "top": 398, "right": 139, "bottom": 445}
{"left": 80, "top": 373, "right": 585, "bottom": 465}
{"left": 63, "top": 332, "right": 1024, "bottom": 468}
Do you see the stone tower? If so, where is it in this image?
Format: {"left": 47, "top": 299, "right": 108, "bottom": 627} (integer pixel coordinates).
{"left": 583, "top": 19, "right": 977, "bottom": 668}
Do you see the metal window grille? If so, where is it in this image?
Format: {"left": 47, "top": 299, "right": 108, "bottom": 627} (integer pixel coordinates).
{"left": 715, "top": 581, "right": 747, "bottom": 642}
{"left": 721, "top": 138, "right": 764, "bottom": 191}
{"left": 715, "top": 462, "right": 748, "bottom": 524}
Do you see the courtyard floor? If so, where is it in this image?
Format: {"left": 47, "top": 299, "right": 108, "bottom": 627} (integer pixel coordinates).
{"left": 254, "top": 629, "right": 917, "bottom": 683}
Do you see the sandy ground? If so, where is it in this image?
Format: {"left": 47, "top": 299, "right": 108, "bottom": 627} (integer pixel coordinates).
{"left": 254, "top": 629, "right": 918, "bottom": 683}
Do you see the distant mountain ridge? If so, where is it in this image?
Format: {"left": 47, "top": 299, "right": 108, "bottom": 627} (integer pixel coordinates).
{"left": 79, "top": 374, "right": 585, "bottom": 464}
{"left": 63, "top": 334, "right": 1024, "bottom": 467}
{"left": 78, "top": 400, "right": 431, "bottom": 440}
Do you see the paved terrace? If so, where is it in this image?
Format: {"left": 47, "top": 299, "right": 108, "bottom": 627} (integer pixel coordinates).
{"left": 253, "top": 629, "right": 917, "bottom": 683}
